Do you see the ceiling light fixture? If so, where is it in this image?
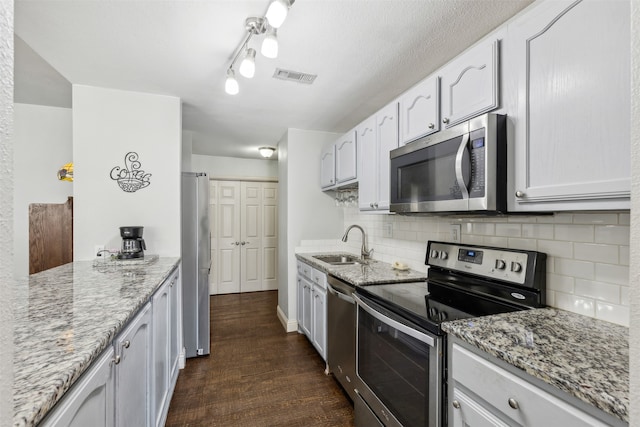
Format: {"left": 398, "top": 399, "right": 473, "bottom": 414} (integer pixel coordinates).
{"left": 261, "top": 28, "right": 278, "bottom": 59}
{"left": 265, "top": 0, "right": 291, "bottom": 28}
{"left": 259, "top": 147, "right": 276, "bottom": 158}
{"left": 223, "top": 1, "right": 295, "bottom": 95}
{"left": 225, "top": 69, "right": 239, "bottom": 95}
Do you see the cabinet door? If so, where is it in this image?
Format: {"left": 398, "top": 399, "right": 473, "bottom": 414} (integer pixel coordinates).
{"left": 336, "top": 131, "right": 357, "bottom": 184}
{"left": 399, "top": 75, "right": 440, "bottom": 144}
{"left": 440, "top": 38, "right": 499, "bottom": 128}
{"left": 509, "top": 0, "right": 630, "bottom": 211}
{"left": 296, "top": 276, "right": 304, "bottom": 330}
{"left": 302, "top": 277, "right": 313, "bottom": 337}
{"left": 116, "top": 302, "right": 152, "bottom": 427}
{"left": 40, "top": 348, "right": 115, "bottom": 427}
{"left": 169, "top": 271, "right": 181, "bottom": 387}
{"left": 152, "top": 280, "right": 171, "bottom": 427}
{"left": 312, "top": 285, "right": 327, "bottom": 361}
{"left": 320, "top": 145, "right": 336, "bottom": 189}
{"left": 357, "top": 117, "right": 377, "bottom": 210}
{"left": 376, "top": 102, "right": 399, "bottom": 210}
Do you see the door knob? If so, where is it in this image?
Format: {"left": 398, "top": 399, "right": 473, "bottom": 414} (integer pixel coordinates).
{"left": 515, "top": 191, "right": 525, "bottom": 198}
{"left": 442, "top": 118, "right": 450, "bottom": 124}
{"left": 241, "top": 241, "right": 246, "bottom": 245}
{"left": 122, "top": 340, "right": 130, "bottom": 349}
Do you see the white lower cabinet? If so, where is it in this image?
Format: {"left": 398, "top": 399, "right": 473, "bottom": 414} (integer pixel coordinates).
{"left": 41, "top": 267, "right": 181, "bottom": 427}
{"left": 116, "top": 302, "right": 153, "bottom": 427}
{"left": 296, "top": 260, "right": 327, "bottom": 361}
{"left": 41, "top": 348, "right": 116, "bottom": 427}
{"left": 449, "top": 340, "right": 621, "bottom": 427}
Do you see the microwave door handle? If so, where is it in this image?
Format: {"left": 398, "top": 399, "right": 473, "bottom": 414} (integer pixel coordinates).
{"left": 455, "top": 133, "right": 470, "bottom": 199}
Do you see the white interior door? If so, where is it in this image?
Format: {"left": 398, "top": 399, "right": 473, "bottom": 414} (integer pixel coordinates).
{"left": 240, "top": 182, "right": 262, "bottom": 292}
{"left": 261, "top": 183, "right": 278, "bottom": 291}
{"left": 216, "top": 181, "right": 241, "bottom": 294}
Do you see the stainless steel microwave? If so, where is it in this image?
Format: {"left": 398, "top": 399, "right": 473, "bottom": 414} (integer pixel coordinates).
{"left": 389, "top": 113, "right": 507, "bottom": 214}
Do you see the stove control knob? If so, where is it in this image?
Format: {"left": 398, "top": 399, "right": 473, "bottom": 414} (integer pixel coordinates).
{"left": 511, "top": 262, "right": 523, "bottom": 273}
{"left": 440, "top": 251, "right": 448, "bottom": 260}
{"left": 430, "top": 250, "right": 439, "bottom": 259}
{"left": 495, "top": 259, "right": 506, "bottom": 270}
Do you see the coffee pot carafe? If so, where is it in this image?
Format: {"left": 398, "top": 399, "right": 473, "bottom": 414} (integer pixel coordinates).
{"left": 118, "top": 226, "right": 146, "bottom": 259}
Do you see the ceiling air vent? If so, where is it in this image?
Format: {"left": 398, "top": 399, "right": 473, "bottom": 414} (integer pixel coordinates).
{"left": 273, "top": 68, "right": 317, "bottom": 84}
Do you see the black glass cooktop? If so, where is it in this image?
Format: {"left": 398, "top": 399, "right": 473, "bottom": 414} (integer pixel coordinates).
{"left": 356, "top": 279, "right": 531, "bottom": 336}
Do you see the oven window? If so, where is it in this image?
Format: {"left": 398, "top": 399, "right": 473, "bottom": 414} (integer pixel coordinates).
{"left": 357, "top": 306, "right": 432, "bottom": 427}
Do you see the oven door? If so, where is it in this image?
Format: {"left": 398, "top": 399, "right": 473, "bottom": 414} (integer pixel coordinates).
{"left": 354, "top": 294, "right": 442, "bottom": 427}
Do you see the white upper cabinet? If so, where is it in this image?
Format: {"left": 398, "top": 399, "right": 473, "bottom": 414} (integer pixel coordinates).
{"left": 507, "top": 0, "right": 630, "bottom": 211}
{"left": 358, "top": 102, "right": 399, "bottom": 212}
{"left": 399, "top": 75, "right": 440, "bottom": 144}
{"left": 335, "top": 131, "right": 357, "bottom": 184}
{"left": 320, "top": 144, "right": 336, "bottom": 189}
{"left": 440, "top": 37, "right": 499, "bottom": 128}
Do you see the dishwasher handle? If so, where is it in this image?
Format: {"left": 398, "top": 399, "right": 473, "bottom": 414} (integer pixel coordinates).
{"left": 327, "top": 283, "right": 355, "bottom": 305}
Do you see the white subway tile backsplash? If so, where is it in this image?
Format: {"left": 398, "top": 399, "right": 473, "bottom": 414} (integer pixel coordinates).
{"left": 573, "top": 213, "right": 619, "bottom": 225}
{"left": 554, "top": 224, "right": 594, "bottom": 242}
{"left": 574, "top": 243, "right": 619, "bottom": 264}
{"left": 332, "top": 210, "right": 630, "bottom": 326}
{"left": 555, "top": 258, "right": 594, "bottom": 280}
{"left": 495, "top": 223, "right": 522, "bottom": 237}
{"left": 595, "top": 263, "right": 629, "bottom": 285}
{"left": 547, "top": 274, "right": 574, "bottom": 293}
{"left": 521, "top": 223, "right": 554, "bottom": 240}
{"left": 574, "top": 279, "right": 620, "bottom": 304}
{"left": 594, "top": 225, "right": 630, "bottom": 245}
{"left": 554, "top": 292, "right": 595, "bottom": 317}
{"left": 595, "top": 302, "right": 629, "bottom": 326}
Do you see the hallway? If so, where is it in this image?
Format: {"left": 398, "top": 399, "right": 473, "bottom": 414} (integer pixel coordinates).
{"left": 165, "top": 291, "right": 354, "bottom": 426}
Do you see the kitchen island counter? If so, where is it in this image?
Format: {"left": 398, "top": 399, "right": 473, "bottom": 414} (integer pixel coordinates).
{"left": 443, "top": 308, "right": 628, "bottom": 423}
{"left": 295, "top": 252, "right": 427, "bottom": 286}
{"left": 12, "top": 257, "right": 181, "bottom": 427}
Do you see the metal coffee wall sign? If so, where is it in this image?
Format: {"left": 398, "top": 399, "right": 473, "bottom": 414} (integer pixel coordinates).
{"left": 110, "top": 152, "right": 152, "bottom": 193}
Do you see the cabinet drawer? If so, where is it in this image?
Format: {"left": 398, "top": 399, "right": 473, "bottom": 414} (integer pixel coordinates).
{"left": 451, "top": 344, "right": 610, "bottom": 427}
{"left": 311, "top": 268, "right": 327, "bottom": 289}
{"left": 297, "top": 261, "right": 313, "bottom": 279}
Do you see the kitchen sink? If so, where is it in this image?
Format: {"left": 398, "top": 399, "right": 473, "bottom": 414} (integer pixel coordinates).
{"left": 313, "top": 254, "right": 362, "bottom": 265}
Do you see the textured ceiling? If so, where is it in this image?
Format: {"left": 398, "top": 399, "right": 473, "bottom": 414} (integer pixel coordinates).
{"left": 15, "top": 0, "right": 534, "bottom": 159}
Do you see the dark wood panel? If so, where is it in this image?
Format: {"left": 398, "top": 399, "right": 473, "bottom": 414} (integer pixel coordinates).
{"left": 166, "top": 291, "right": 354, "bottom": 426}
{"left": 28, "top": 197, "right": 73, "bottom": 274}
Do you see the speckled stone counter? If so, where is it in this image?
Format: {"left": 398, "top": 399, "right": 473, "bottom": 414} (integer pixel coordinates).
{"left": 13, "top": 257, "right": 181, "bottom": 427}
{"left": 442, "top": 308, "right": 629, "bottom": 423}
{"left": 295, "top": 252, "right": 427, "bottom": 285}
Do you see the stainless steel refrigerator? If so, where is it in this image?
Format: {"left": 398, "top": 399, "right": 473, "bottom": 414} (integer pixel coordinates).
{"left": 181, "top": 172, "right": 211, "bottom": 357}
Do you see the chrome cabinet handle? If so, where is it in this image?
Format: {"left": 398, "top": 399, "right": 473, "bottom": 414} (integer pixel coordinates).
{"left": 122, "top": 340, "right": 130, "bottom": 349}
{"left": 508, "top": 398, "right": 519, "bottom": 410}
{"left": 428, "top": 123, "right": 435, "bottom": 129}
{"left": 112, "top": 355, "right": 121, "bottom": 366}
{"left": 452, "top": 400, "right": 461, "bottom": 409}
{"left": 442, "top": 118, "right": 450, "bottom": 124}
{"left": 515, "top": 191, "right": 525, "bottom": 198}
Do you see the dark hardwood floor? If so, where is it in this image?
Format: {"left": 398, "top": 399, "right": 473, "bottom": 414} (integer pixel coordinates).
{"left": 165, "top": 290, "right": 355, "bottom": 427}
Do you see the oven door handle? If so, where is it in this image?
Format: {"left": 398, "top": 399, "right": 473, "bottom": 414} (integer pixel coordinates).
{"left": 353, "top": 294, "right": 435, "bottom": 347}
{"left": 454, "top": 133, "right": 470, "bottom": 199}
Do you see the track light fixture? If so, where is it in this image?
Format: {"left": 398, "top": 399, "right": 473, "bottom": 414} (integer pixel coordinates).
{"left": 224, "top": 0, "right": 295, "bottom": 95}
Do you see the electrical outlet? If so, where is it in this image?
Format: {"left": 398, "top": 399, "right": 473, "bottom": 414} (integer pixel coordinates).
{"left": 384, "top": 222, "right": 393, "bottom": 238}
{"left": 94, "top": 245, "right": 105, "bottom": 257}
{"left": 449, "top": 224, "right": 461, "bottom": 243}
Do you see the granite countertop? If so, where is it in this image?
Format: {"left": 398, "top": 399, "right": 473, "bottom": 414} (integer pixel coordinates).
{"left": 13, "top": 257, "right": 181, "bottom": 427}
{"left": 442, "top": 308, "right": 629, "bottom": 423}
{"left": 295, "top": 252, "right": 427, "bottom": 285}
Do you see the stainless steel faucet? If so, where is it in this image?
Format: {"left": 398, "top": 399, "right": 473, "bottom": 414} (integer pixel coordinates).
{"left": 342, "top": 224, "right": 373, "bottom": 260}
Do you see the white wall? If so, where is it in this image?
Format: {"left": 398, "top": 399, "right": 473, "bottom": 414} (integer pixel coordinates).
{"left": 72, "top": 85, "right": 181, "bottom": 259}
{"left": 13, "top": 103, "right": 72, "bottom": 277}
{"left": 0, "top": 1, "right": 14, "bottom": 423}
{"left": 277, "top": 128, "right": 344, "bottom": 328}
{"left": 182, "top": 130, "right": 193, "bottom": 172}
{"left": 191, "top": 154, "right": 277, "bottom": 179}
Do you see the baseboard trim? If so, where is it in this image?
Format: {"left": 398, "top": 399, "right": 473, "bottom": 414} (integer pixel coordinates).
{"left": 276, "top": 304, "right": 299, "bottom": 333}
{"left": 179, "top": 347, "right": 186, "bottom": 369}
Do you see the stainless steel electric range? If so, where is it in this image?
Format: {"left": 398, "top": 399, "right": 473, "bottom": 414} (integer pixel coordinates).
{"left": 353, "top": 241, "right": 547, "bottom": 427}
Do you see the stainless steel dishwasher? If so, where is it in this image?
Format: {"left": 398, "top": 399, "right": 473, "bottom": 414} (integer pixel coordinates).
{"left": 327, "top": 275, "right": 360, "bottom": 401}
